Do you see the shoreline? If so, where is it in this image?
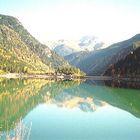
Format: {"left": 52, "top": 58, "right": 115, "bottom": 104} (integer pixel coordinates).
{"left": 0, "top": 73, "right": 83, "bottom": 80}
{"left": 0, "top": 73, "right": 140, "bottom": 82}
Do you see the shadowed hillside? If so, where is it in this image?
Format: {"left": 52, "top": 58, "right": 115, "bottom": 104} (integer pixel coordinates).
{"left": 104, "top": 43, "right": 140, "bottom": 78}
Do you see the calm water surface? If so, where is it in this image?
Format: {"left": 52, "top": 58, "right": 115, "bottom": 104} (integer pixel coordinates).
{"left": 0, "top": 79, "right": 140, "bottom": 140}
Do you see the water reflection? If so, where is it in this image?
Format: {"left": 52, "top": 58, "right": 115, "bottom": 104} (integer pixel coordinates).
{"left": 105, "top": 80, "right": 140, "bottom": 89}
{"left": 0, "top": 79, "right": 81, "bottom": 131}
{"left": 0, "top": 78, "right": 140, "bottom": 133}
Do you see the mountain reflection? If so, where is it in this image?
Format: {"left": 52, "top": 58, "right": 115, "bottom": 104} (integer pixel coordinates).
{"left": 0, "top": 78, "right": 140, "bottom": 132}
{"left": 45, "top": 94, "right": 107, "bottom": 112}
{"left": 104, "top": 80, "right": 140, "bottom": 89}
{"left": 0, "top": 79, "right": 81, "bottom": 131}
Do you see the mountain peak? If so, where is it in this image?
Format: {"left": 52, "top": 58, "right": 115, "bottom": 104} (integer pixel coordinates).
{"left": 46, "top": 36, "right": 106, "bottom": 57}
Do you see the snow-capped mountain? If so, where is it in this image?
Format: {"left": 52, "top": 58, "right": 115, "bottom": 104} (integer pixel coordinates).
{"left": 46, "top": 36, "right": 107, "bottom": 57}
{"left": 79, "top": 36, "right": 106, "bottom": 51}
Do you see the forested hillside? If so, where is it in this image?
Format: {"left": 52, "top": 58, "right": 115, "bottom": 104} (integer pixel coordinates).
{"left": 0, "top": 15, "right": 68, "bottom": 72}
{"left": 0, "top": 14, "right": 69, "bottom": 74}
{"left": 104, "top": 43, "right": 140, "bottom": 77}
{"left": 0, "top": 24, "right": 51, "bottom": 73}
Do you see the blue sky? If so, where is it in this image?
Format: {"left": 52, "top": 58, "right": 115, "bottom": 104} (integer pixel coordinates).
{"left": 0, "top": 0, "right": 140, "bottom": 44}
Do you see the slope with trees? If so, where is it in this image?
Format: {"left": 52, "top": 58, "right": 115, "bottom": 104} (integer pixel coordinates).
{"left": 0, "top": 14, "right": 68, "bottom": 68}
{"left": 104, "top": 42, "right": 140, "bottom": 78}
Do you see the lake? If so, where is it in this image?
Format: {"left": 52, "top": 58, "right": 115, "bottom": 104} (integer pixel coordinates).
{"left": 0, "top": 78, "right": 140, "bottom": 140}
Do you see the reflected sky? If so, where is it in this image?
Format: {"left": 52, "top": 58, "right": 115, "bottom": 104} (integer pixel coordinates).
{"left": 24, "top": 103, "right": 140, "bottom": 140}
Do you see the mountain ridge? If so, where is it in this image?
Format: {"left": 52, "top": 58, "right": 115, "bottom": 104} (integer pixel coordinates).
{"left": 65, "top": 34, "right": 140, "bottom": 75}
{"left": 0, "top": 14, "right": 70, "bottom": 74}
{"left": 0, "top": 14, "right": 68, "bottom": 68}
